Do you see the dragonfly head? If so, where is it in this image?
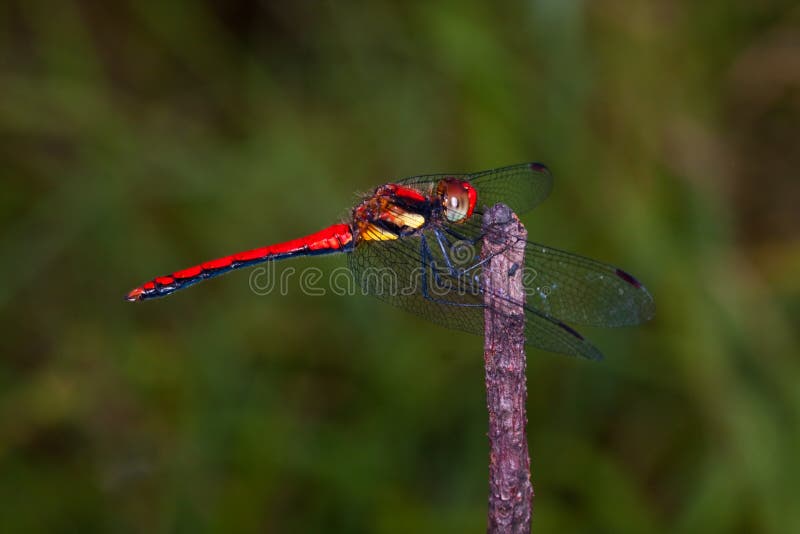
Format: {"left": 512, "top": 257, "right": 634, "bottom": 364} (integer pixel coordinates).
{"left": 439, "top": 179, "right": 477, "bottom": 223}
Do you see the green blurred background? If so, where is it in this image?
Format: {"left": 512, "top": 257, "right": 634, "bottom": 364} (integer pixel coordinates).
{"left": 1, "top": 1, "right": 798, "bottom": 532}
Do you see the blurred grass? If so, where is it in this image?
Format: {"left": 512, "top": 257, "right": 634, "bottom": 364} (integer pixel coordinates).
{"left": 1, "top": 0, "right": 798, "bottom": 532}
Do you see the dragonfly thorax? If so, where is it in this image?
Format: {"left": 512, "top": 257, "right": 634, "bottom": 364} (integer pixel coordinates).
{"left": 352, "top": 184, "right": 432, "bottom": 242}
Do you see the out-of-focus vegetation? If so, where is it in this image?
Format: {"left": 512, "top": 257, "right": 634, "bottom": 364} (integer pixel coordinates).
{"left": 1, "top": 1, "right": 798, "bottom": 532}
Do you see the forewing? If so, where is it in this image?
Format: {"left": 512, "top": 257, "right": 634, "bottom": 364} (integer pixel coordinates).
{"left": 396, "top": 162, "right": 553, "bottom": 215}
{"left": 469, "top": 162, "right": 553, "bottom": 215}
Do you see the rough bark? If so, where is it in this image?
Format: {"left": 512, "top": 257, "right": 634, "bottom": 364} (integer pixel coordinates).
{"left": 481, "top": 203, "right": 532, "bottom": 534}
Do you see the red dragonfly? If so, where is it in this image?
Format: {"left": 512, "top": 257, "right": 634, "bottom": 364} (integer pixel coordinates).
{"left": 126, "top": 162, "right": 654, "bottom": 359}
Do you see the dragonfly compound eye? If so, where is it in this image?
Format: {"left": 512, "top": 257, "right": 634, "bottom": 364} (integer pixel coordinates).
{"left": 441, "top": 179, "right": 477, "bottom": 223}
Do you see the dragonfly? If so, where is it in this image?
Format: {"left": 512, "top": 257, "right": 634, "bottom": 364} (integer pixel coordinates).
{"left": 126, "top": 162, "right": 654, "bottom": 359}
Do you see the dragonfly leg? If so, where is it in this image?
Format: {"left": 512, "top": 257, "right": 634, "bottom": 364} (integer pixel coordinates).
{"left": 418, "top": 233, "right": 484, "bottom": 307}
{"left": 444, "top": 228, "right": 527, "bottom": 279}
{"left": 433, "top": 229, "right": 460, "bottom": 273}
{"left": 435, "top": 228, "right": 500, "bottom": 282}
{"left": 421, "top": 233, "right": 458, "bottom": 290}
{"left": 433, "top": 229, "right": 487, "bottom": 292}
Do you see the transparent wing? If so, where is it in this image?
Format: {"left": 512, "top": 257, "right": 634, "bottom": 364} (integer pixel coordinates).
{"left": 348, "top": 233, "right": 603, "bottom": 360}
{"left": 434, "top": 227, "right": 656, "bottom": 328}
{"left": 521, "top": 241, "right": 656, "bottom": 327}
{"left": 349, "top": 231, "right": 486, "bottom": 336}
{"left": 396, "top": 162, "right": 553, "bottom": 216}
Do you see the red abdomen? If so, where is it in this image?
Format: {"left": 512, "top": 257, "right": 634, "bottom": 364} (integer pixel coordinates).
{"left": 126, "top": 224, "right": 354, "bottom": 301}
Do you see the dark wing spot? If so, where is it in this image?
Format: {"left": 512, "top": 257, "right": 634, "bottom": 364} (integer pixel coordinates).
{"left": 558, "top": 321, "right": 584, "bottom": 341}
{"left": 529, "top": 162, "right": 550, "bottom": 173}
{"left": 615, "top": 268, "right": 642, "bottom": 288}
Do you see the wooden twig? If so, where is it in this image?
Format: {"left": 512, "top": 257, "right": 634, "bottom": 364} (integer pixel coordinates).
{"left": 481, "top": 203, "right": 532, "bottom": 534}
